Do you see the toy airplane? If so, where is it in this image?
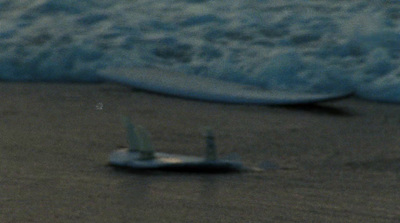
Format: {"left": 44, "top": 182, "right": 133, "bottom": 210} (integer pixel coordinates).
{"left": 108, "top": 117, "right": 246, "bottom": 172}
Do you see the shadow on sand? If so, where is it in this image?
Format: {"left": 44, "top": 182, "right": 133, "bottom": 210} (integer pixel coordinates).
{"left": 276, "top": 103, "right": 356, "bottom": 117}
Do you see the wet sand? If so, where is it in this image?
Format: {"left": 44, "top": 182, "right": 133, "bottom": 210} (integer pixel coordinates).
{"left": 1, "top": 82, "right": 400, "bottom": 222}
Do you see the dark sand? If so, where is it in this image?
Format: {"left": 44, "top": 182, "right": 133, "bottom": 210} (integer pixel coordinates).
{"left": 1, "top": 82, "right": 400, "bottom": 222}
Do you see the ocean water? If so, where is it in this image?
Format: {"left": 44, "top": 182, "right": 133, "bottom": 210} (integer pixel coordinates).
{"left": 0, "top": 0, "right": 399, "bottom": 102}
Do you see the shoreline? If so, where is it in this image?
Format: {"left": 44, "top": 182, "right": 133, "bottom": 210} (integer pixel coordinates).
{"left": 1, "top": 82, "right": 400, "bottom": 222}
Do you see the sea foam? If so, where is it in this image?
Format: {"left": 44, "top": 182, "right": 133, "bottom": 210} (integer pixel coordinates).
{"left": 0, "top": 0, "right": 399, "bottom": 102}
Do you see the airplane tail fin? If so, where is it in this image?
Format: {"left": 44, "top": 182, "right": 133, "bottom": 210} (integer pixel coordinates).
{"left": 204, "top": 127, "right": 217, "bottom": 161}
{"left": 135, "top": 126, "right": 155, "bottom": 160}
{"left": 122, "top": 116, "right": 155, "bottom": 160}
{"left": 122, "top": 116, "right": 140, "bottom": 152}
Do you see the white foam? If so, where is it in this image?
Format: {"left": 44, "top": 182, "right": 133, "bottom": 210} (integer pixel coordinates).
{"left": 0, "top": 0, "right": 399, "bottom": 102}
{"left": 357, "top": 67, "right": 400, "bottom": 103}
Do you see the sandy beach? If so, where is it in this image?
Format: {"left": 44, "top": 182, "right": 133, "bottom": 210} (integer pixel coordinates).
{"left": 1, "top": 82, "right": 400, "bottom": 222}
